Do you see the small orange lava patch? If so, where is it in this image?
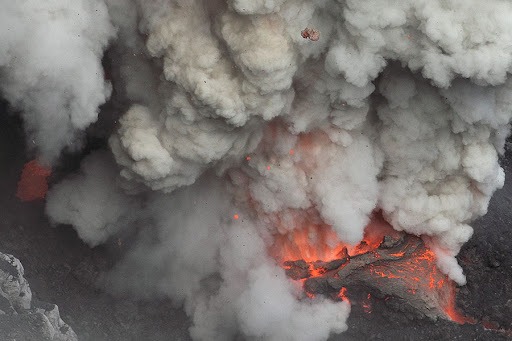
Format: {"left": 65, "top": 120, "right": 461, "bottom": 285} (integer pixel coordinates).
{"left": 246, "top": 156, "right": 251, "bottom": 161}
{"left": 16, "top": 160, "right": 51, "bottom": 202}
{"left": 233, "top": 214, "right": 240, "bottom": 220}
{"left": 337, "top": 287, "right": 349, "bottom": 303}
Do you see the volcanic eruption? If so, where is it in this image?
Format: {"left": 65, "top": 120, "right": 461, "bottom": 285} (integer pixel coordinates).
{"left": 2, "top": 0, "right": 512, "bottom": 340}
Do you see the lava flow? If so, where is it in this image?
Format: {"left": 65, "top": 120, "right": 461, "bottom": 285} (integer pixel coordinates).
{"left": 272, "top": 212, "right": 473, "bottom": 323}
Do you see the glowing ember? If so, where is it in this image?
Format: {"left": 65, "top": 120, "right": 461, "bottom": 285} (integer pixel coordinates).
{"left": 16, "top": 160, "right": 51, "bottom": 202}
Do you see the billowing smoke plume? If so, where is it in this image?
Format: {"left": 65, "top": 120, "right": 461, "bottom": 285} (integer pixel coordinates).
{"left": 101, "top": 176, "right": 349, "bottom": 340}
{"left": 3, "top": 0, "right": 512, "bottom": 340}
{"left": 0, "top": 0, "right": 114, "bottom": 163}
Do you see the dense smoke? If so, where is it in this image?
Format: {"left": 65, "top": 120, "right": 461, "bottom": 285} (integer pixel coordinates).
{"left": 46, "top": 151, "right": 139, "bottom": 246}
{"left": 2, "top": 0, "right": 512, "bottom": 340}
{"left": 0, "top": 0, "right": 115, "bottom": 163}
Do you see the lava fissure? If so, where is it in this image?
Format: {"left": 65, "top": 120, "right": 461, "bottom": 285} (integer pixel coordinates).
{"left": 282, "top": 230, "right": 470, "bottom": 322}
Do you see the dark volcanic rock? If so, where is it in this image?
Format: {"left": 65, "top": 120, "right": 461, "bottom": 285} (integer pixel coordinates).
{"left": 293, "top": 234, "right": 454, "bottom": 321}
{"left": 456, "top": 146, "right": 512, "bottom": 331}
{"left": 380, "top": 234, "right": 404, "bottom": 249}
{"left": 284, "top": 260, "right": 311, "bottom": 280}
{"left": 313, "top": 257, "right": 348, "bottom": 271}
{"left": 0, "top": 252, "right": 77, "bottom": 341}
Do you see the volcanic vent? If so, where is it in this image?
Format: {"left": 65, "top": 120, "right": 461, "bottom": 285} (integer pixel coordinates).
{"left": 275, "top": 213, "right": 468, "bottom": 322}
{"left": 2, "top": 0, "right": 512, "bottom": 340}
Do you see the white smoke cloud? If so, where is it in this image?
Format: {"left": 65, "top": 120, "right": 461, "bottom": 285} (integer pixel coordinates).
{"left": 0, "top": 0, "right": 115, "bottom": 163}
{"left": 100, "top": 176, "right": 349, "bottom": 341}
{"left": 46, "top": 151, "right": 138, "bottom": 246}
{"left": 377, "top": 68, "right": 511, "bottom": 283}
{"left": 36, "top": 0, "right": 512, "bottom": 339}
{"left": 326, "top": 0, "right": 512, "bottom": 87}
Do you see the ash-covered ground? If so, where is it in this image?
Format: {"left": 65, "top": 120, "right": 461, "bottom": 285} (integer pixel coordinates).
{"left": 0, "top": 102, "right": 511, "bottom": 341}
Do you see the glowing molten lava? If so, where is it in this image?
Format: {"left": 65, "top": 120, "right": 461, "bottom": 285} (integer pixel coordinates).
{"left": 273, "top": 212, "right": 472, "bottom": 323}
{"left": 16, "top": 160, "right": 51, "bottom": 201}
{"left": 271, "top": 213, "right": 398, "bottom": 263}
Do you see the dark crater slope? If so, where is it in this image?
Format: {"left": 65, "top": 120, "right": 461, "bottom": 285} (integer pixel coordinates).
{"left": 456, "top": 146, "right": 512, "bottom": 331}
{"left": 0, "top": 101, "right": 511, "bottom": 340}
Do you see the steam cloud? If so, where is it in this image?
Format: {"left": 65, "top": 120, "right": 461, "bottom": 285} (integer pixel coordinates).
{"left": 2, "top": 0, "right": 512, "bottom": 340}
{"left": 0, "top": 0, "right": 114, "bottom": 163}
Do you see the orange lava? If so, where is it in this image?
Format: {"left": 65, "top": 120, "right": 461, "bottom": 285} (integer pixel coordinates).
{"left": 337, "top": 287, "right": 350, "bottom": 303}
{"left": 272, "top": 212, "right": 475, "bottom": 324}
{"left": 249, "top": 127, "right": 476, "bottom": 325}
{"left": 271, "top": 224, "right": 346, "bottom": 263}
{"left": 16, "top": 160, "right": 51, "bottom": 201}
{"left": 270, "top": 213, "right": 398, "bottom": 263}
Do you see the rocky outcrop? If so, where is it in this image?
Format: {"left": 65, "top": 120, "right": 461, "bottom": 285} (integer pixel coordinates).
{"left": 0, "top": 252, "right": 77, "bottom": 341}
